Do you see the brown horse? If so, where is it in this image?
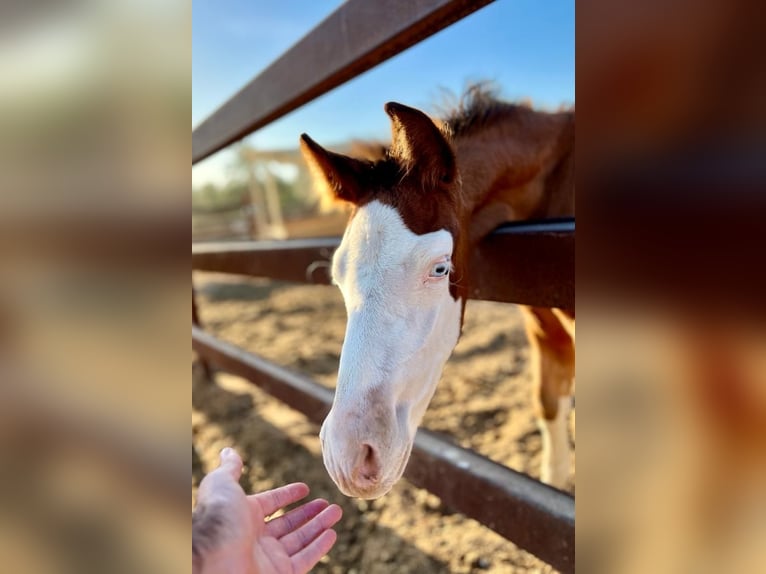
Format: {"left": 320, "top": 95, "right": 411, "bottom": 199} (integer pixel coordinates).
{"left": 300, "top": 86, "right": 574, "bottom": 498}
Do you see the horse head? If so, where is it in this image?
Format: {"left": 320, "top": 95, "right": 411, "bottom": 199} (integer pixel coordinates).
{"left": 300, "top": 103, "right": 468, "bottom": 498}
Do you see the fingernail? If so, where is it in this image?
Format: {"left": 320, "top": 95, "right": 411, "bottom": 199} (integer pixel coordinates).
{"left": 221, "top": 447, "right": 233, "bottom": 458}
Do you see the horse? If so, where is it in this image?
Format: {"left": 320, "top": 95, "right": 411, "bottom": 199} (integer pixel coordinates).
{"left": 299, "top": 86, "right": 575, "bottom": 499}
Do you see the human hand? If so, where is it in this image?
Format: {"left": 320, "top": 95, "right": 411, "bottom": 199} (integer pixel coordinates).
{"left": 193, "top": 448, "right": 342, "bottom": 574}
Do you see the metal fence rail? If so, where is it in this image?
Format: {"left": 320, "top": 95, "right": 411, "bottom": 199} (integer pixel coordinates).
{"left": 193, "top": 0, "right": 495, "bottom": 163}
{"left": 193, "top": 327, "right": 575, "bottom": 573}
{"left": 193, "top": 219, "right": 574, "bottom": 310}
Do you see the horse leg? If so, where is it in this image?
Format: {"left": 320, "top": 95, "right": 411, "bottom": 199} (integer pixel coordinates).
{"left": 524, "top": 307, "right": 575, "bottom": 489}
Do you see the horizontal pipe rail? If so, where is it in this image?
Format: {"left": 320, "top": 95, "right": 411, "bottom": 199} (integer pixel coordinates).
{"left": 469, "top": 219, "right": 575, "bottom": 309}
{"left": 192, "top": 219, "right": 574, "bottom": 309}
{"left": 192, "top": 326, "right": 575, "bottom": 572}
{"left": 192, "top": 0, "right": 495, "bottom": 163}
{"left": 193, "top": 237, "right": 340, "bottom": 285}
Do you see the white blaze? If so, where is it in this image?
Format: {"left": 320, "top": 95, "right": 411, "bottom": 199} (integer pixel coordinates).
{"left": 321, "top": 200, "right": 462, "bottom": 498}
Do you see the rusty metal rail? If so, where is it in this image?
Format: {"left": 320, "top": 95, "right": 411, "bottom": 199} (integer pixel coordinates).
{"left": 192, "top": 0, "right": 495, "bottom": 163}
{"left": 193, "top": 218, "right": 574, "bottom": 309}
{"left": 192, "top": 327, "right": 575, "bottom": 573}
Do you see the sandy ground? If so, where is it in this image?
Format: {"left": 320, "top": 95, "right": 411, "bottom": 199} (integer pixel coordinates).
{"left": 192, "top": 272, "right": 574, "bottom": 573}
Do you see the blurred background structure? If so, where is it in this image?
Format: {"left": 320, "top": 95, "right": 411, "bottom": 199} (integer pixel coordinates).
{"left": 0, "top": 1, "right": 190, "bottom": 573}
{"left": 192, "top": 143, "right": 353, "bottom": 242}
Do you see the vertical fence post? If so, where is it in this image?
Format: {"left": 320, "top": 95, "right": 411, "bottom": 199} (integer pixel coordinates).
{"left": 192, "top": 285, "right": 213, "bottom": 382}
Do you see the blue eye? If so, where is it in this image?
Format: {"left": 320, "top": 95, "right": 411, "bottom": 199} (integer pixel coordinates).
{"left": 429, "top": 260, "right": 450, "bottom": 277}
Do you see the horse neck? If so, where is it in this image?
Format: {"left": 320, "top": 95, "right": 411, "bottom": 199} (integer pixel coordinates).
{"left": 453, "top": 109, "right": 575, "bottom": 226}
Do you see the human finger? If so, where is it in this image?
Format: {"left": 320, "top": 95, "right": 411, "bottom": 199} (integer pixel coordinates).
{"left": 217, "top": 447, "right": 243, "bottom": 481}
{"left": 248, "top": 482, "right": 309, "bottom": 517}
{"left": 280, "top": 504, "right": 342, "bottom": 556}
{"left": 197, "top": 448, "right": 244, "bottom": 501}
{"left": 289, "top": 529, "right": 338, "bottom": 574}
{"left": 264, "top": 498, "right": 329, "bottom": 539}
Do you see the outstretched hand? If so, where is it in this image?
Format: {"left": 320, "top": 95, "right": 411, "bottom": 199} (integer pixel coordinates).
{"left": 193, "top": 448, "right": 342, "bottom": 574}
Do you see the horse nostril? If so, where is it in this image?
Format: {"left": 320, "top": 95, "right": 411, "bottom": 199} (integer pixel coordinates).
{"left": 356, "top": 443, "right": 380, "bottom": 482}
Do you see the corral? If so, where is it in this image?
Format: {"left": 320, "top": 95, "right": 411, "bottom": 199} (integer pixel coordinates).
{"left": 192, "top": 1, "right": 575, "bottom": 572}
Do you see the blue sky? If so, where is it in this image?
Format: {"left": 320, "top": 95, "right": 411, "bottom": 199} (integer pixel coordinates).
{"left": 193, "top": 0, "right": 574, "bottom": 187}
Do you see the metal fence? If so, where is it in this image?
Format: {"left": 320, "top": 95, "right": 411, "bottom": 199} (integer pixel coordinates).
{"left": 192, "top": 1, "right": 574, "bottom": 571}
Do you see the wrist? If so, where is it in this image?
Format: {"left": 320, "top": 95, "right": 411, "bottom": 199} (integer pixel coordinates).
{"left": 198, "top": 547, "right": 255, "bottom": 574}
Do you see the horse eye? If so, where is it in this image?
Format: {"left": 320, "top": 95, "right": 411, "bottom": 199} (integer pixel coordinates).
{"left": 429, "top": 262, "right": 450, "bottom": 277}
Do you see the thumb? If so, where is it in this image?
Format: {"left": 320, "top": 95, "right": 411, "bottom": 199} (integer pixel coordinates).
{"left": 196, "top": 447, "right": 246, "bottom": 505}
{"left": 218, "top": 447, "right": 243, "bottom": 481}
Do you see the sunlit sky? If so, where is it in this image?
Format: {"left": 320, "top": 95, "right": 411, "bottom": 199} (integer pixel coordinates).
{"left": 192, "top": 0, "right": 574, "bottom": 187}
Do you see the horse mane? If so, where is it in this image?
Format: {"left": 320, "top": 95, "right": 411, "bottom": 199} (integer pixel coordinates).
{"left": 340, "top": 84, "right": 531, "bottom": 165}
{"left": 441, "top": 82, "right": 531, "bottom": 138}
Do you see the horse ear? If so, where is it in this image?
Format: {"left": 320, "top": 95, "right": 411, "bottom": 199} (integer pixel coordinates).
{"left": 300, "top": 134, "right": 368, "bottom": 204}
{"left": 384, "top": 102, "right": 456, "bottom": 186}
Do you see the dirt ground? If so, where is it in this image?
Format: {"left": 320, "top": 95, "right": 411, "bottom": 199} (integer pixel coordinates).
{"left": 192, "top": 271, "right": 574, "bottom": 573}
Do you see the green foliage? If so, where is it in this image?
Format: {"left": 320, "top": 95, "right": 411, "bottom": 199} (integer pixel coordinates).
{"left": 273, "top": 174, "right": 316, "bottom": 218}
{"left": 192, "top": 172, "right": 316, "bottom": 218}
{"left": 192, "top": 180, "right": 249, "bottom": 213}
